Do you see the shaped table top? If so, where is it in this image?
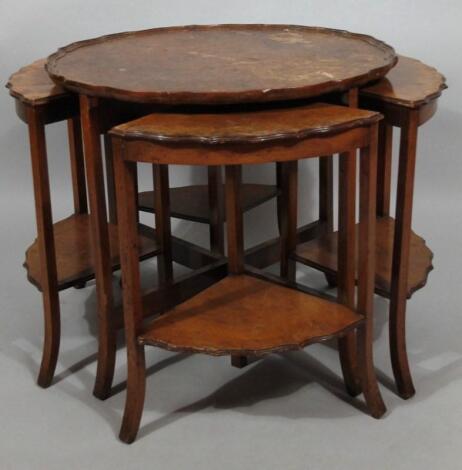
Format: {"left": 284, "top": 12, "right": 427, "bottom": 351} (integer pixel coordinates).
{"left": 46, "top": 24, "right": 397, "bottom": 105}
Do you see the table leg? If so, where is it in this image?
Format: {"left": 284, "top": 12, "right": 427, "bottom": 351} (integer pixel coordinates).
{"left": 67, "top": 117, "right": 88, "bottom": 215}
{"left": 279, "top": 161, "right": 298, "bottom": 280}
{"left": 389, "top": 110, "right": 419, "bottom": 399}
{"left": 338, "top": 88, "right": 361, "bottom": 397}
{"left": 104, "top": 134, "right": 118, "bottom": 224}
{"left": 208, "top": 166, "right": 225, "bottom": 255}
{"left": 79, "top": 95, "right": 116, "bottom": 400}
{"left": 27, "top": 106, "right": 60, "bottom": 388}
{"left": 358, "top": 123, "right": 386, "bottom": 418}
{"left": 154, "top": 164, "right": 174, "bottom": 283}
{"left": 67, "top": 116, "right": 89, "bottom": 290}
{"left": 319, "top": 154, "right": 336, "bottom": 287}
{"left": 376, "top": 122, "right": 393, "bottom": 217}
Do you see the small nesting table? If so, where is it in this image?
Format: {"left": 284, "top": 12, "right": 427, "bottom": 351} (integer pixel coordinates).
{"left": 6, "top": 24, "right": 447, "bottom": 412}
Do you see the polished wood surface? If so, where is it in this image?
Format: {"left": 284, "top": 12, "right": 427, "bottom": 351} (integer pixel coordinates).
{"left": 294, "top": 216, "right": 433, "bottom": 299}
{"left": 47, "top": 24, "right": 396, "bottom": 105}
{"left": 114, "top": 101, "right": 386, "bottom": 442}
{"left": 110, "top": 102, "right": 381, "bottom": 144}
{"left": 6, "top": 59, "right": 70, "bottom": 105}
{"left": 138, "top": 184, "right": 278, "bottom": 223}
{"left": 139, "top": 275, "right": 363, "bottom": 355}
{"left": 360, "top": 56, "right": 447, "bottom": 108}
{"left": 24, "top": 214, "right": 160, "bottom": 291}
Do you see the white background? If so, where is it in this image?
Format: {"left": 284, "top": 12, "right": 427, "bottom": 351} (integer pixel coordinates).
{"left": 0, "top": 1, "right": 461, "bottom": 469}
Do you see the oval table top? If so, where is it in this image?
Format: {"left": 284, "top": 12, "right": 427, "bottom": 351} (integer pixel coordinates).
{"left": 46, "top": 24, "right": 397, "bottom": 105}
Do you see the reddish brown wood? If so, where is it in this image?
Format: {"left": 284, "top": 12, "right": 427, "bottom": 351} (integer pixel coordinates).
{"left": 47, "top": 25, "right": 396, "bottom": 105}
{"left": 376, "top": 122, "right": 393, "bottom": 216}
{"left": 113, "top": 143, "right": 146, "bottom": 444}
{"left": 337, "top": 149, "right": 361, "bottom": 396}
{"left": 293, "top": 216, "right": 433, "bottom": 299}
{"left": 360, "top": 56, "right": 447, "bottom": 109}
{"left": 139, "top": 275, "right": 363, "bottom": 354}
{"left": 138, "top": 183, "right": 278, "bottom": 223}
{"left": 80, "top": 94, "right": 116, "bottom": 400}
{"left": 112, "top": 101, "right": 385, "bottom": 442}
{"left": 110, "top": 102, "right": 381, "bottom": 146}
{"left": 225, "top": 165, "right": 244, "bottom": 275}
{"left": 67, "top": 117, "right": 87, "bottom": 215}
{"left": 357, "top": 123, "right": 386, "bottom": 417}
{"left": 7, "top": 59, "right": 69, "bottom": 105}
{"left": 319, "top": 155, "right": 334, "bottom": 232}
{"left": 24, "top": 214, "right": 160, "bottom": 290}
{"left": 26, "top": 105, "right": 60, "bottom": 388}
{"left": 207, "top": 166, "right": 225, "bottom": 255}
{"left": 279, "top": 161, "right": 298, "bottom": 278}
{"left": 104, "top": 135, "right": 117, "bottom": 224}
{"left": 337, "top": 87, "right": 361, "bottom": 397}
{"left": 389, "top": 109, "right": 419, "bottom": 398}
{"left": 153, "top": 164, "right": 173, "bottom": 283}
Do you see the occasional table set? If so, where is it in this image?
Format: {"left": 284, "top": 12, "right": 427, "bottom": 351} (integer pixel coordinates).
{"left": 6, "top": 24, "right": 446, "bottom": 443}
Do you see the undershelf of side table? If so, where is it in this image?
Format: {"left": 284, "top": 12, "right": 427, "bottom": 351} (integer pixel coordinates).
{"left": 293, "top": 216, "right": 433, "bottom": 299}
{"left": 139, "top": 274, "right": 362, "bottom": 355}
{"left": 24, "top": 214, "right": 160, "bottom": 291}
{"left": 138, "top": 184, "right": 279, "bottom": 223}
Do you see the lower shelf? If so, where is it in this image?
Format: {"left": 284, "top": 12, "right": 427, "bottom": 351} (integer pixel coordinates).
{"left": 24, "top": 214, "right": 160, "bottom": 291}
{"left": 139, "top": 274, "right": 362, "bottom": 356}
{"left": 138, "top": 183, "right": 279, "bottom": 224}
{"left": 294, "top": 216, "right": 434, "bottom": 299}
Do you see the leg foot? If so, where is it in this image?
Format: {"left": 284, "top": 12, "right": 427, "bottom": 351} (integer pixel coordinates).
{"left": 231, "top": 355, "right": 249, "bottom": 368}
{"left": 338, "top": 333, "right": 362, "bottom": 397}
{"left": 119, "top": 345, "right": 146, "bottom": 444}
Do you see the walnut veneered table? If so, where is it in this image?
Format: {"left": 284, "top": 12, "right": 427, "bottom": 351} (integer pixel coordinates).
{"left": 42, "top": 24, "right": 397, "bottom": 398}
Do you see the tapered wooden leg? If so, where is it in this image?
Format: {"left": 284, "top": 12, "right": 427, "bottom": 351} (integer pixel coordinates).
{"left": 389, "top": 111, "right": 419, "bottom": 399}
{"left": 27, "top": 106, "right": 60, "bottom": 388}
{"left": 154, "top": 164, "right": 173, "bottom": 283}
{"left": 113, "top": 143, "right": 146, "bottom": 444}
{"left": 376, "top": 122, "right": 393, "bottom": 217}
{"left": 358, "top": 125, "right": 386, "bottom": 418}
{"left": 104, "top": 134, "right": 118, "bottom": 224}
{"left": 279, "top": 161, "right": 298, "bottom": 281}
{"left": 67, "top": 117, "right": 89, "bottom": 289}
{"left": 80, "top": 95, "right": 116, "bottom": 400}
{"left": 208, "top": 166, "right": 225, "bottom": 255}
{"left": 67, "top": 117, "right": 87, "bottom": 215}
{"left": 225, "top": 165, "right": 248, "bottom": 368}
{"left": 337, "top": 150, "right": 361, "bottom": 397}
{"left": 319, "top": 155, "right": 336, "bottom": 287}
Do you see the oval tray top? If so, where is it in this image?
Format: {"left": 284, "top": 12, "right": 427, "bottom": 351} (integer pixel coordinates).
{"left": 47, "top": 24, "right": 397, "bottom": 105}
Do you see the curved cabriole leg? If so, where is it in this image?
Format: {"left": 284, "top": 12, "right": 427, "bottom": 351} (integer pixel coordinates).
{"left": 27, "top": 106, "right": 61, "bottom": 388}
{"left": 389, "top": 111, "right": 419, "bottom": 399}
{"left": 337, "top": 151, "right": 361, "bottom": 397}
{"left": 358, "top": 127, "right": 386, "bottom": 418}
{"left": 80, "top": 95, "right": 116, "bottom": 400}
